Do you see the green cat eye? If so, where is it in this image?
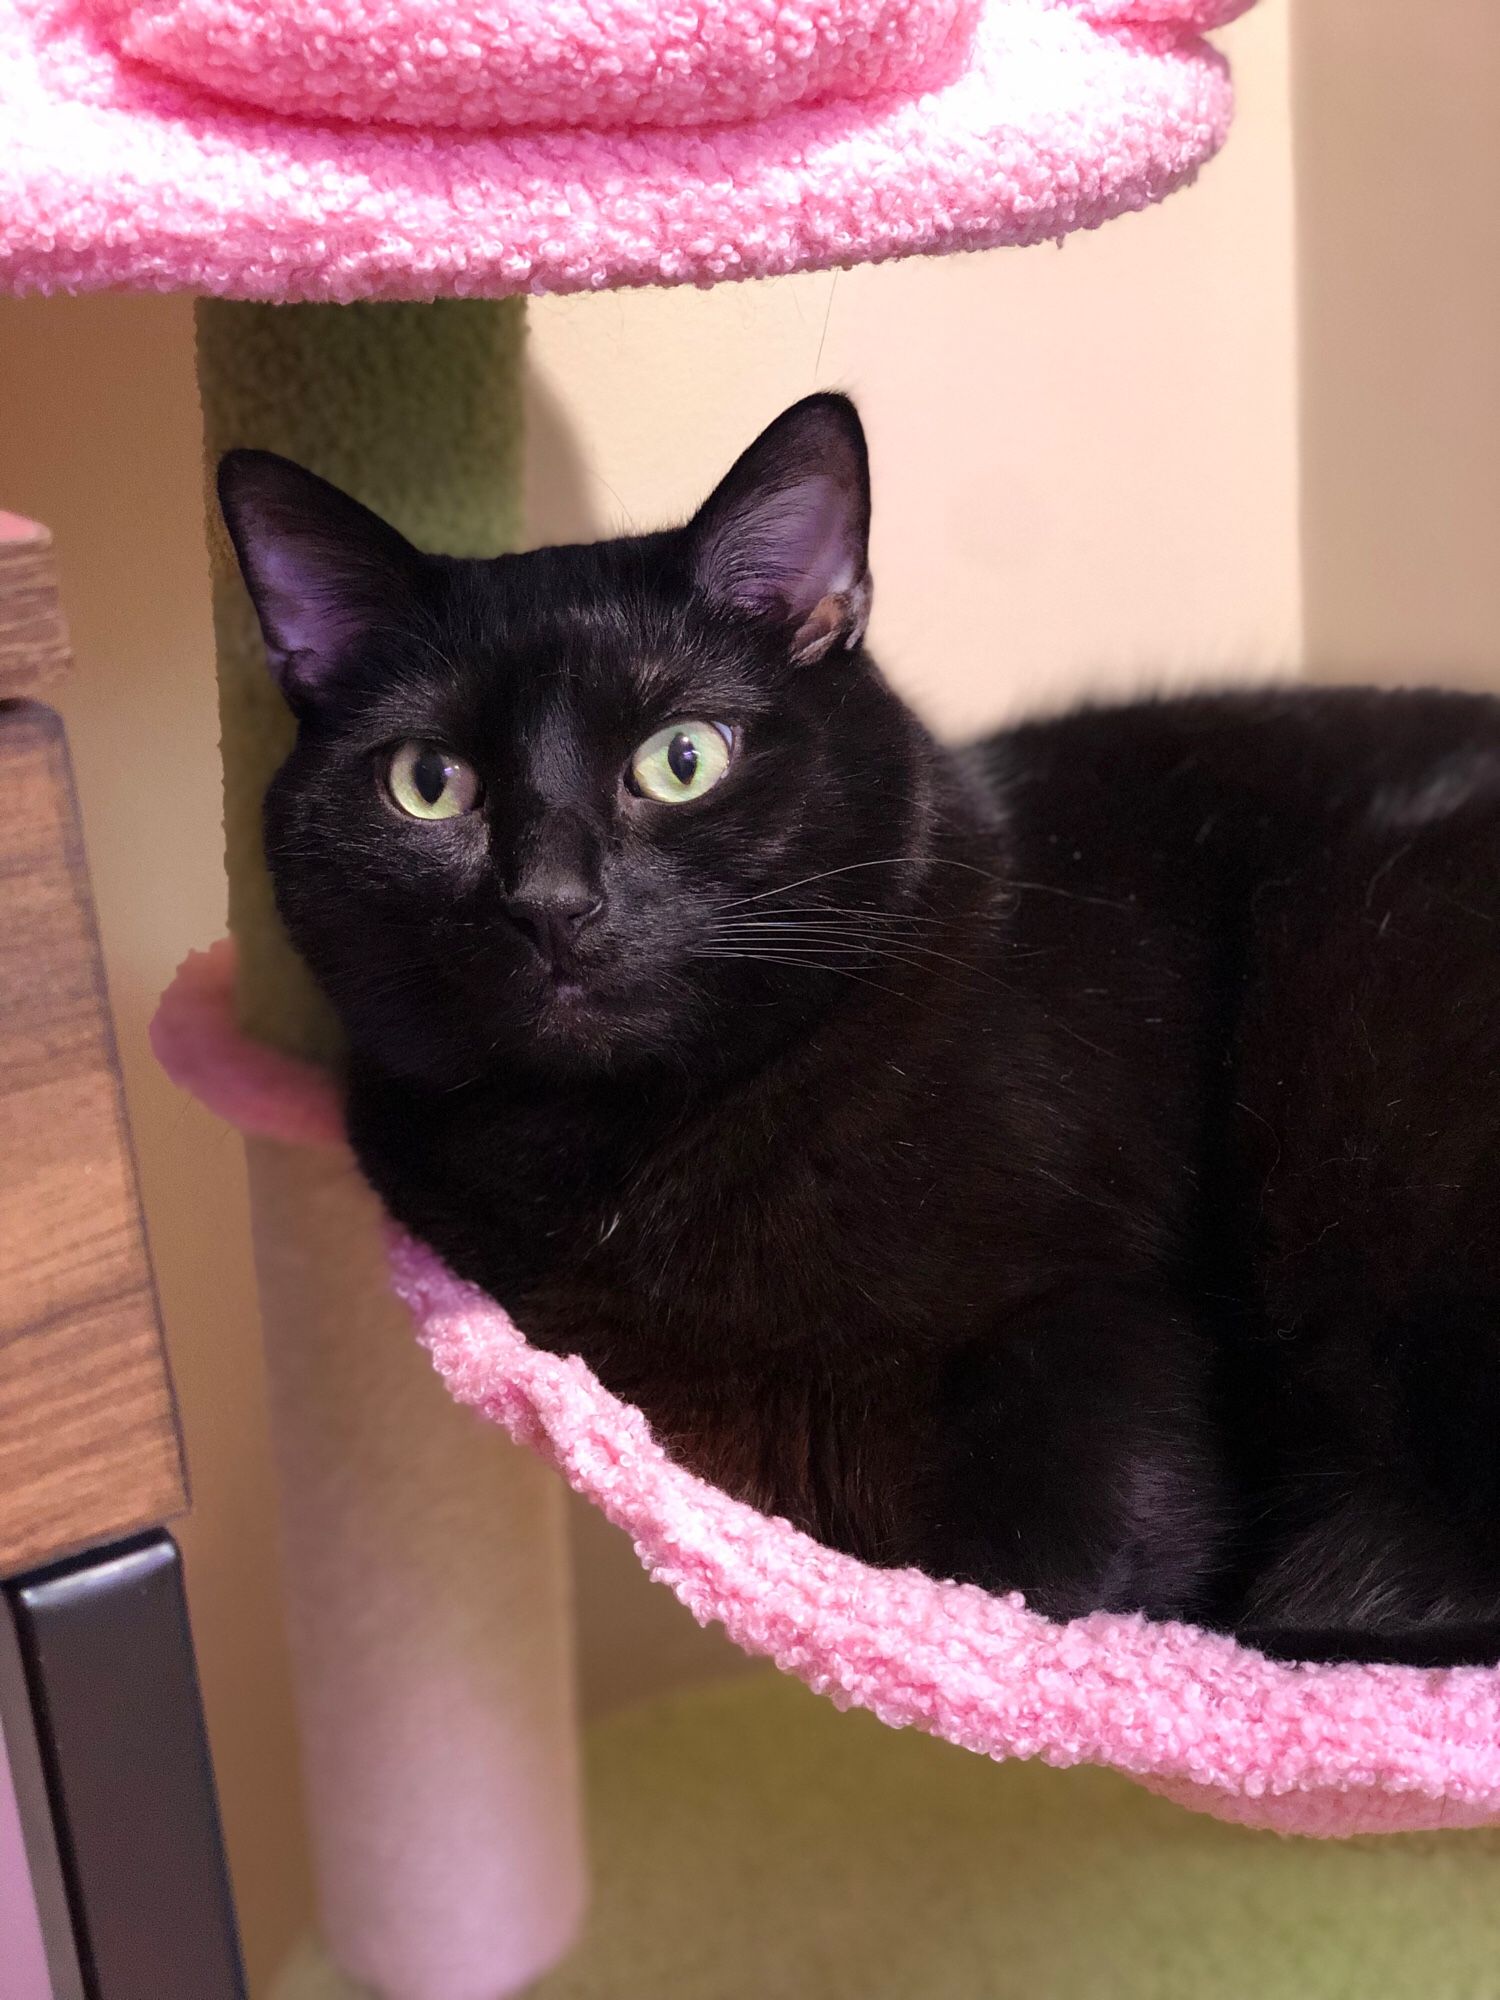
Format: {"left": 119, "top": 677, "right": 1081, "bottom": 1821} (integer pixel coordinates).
{"left": 386, "top": 741, "right": 481, "bottom": 821}
{"left": 629, "top": 722, "right": 733, "bottom": 805}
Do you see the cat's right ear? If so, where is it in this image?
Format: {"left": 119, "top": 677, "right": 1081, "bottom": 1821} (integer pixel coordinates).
{"left": 216, "top": 451, "right": 424, "bottom": 711}
{"left": 687, "top": 394, "right": 873, "bottom": 666}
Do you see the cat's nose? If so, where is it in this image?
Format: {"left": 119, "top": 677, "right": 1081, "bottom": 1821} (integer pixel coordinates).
{"left": 502, "top": 886, "right": 602, "bottom": 967}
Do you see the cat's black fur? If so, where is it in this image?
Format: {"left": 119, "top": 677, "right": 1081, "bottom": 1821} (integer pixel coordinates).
{"left": 220, "top": 395, "right": 1500, "bottom": 1666}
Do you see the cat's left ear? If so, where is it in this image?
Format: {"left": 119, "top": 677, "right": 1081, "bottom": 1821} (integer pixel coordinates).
{"left": 688, "top": 393, "right": 872, "bottom": 666}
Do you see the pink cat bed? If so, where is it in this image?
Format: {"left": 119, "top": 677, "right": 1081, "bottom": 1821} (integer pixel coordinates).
{"left": 3, "top": 0, "right": 1249, "bottom": 300}
{"left": 153, "top": 939, "right": 1500, "bottom": 1841}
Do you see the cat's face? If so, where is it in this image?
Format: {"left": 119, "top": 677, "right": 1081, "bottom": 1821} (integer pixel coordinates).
{"left": 220, "top": 395, "right": 934, "bottom": 1087}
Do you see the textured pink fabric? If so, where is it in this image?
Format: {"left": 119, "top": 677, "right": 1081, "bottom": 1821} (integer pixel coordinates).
{"left": 149, "top": 941, "right": 349, "bottom": 1150}
{"left": 1079, "top": 0, "right": 1251, "bottom": 24}
{"left": 1, "top": 0, "right": 1238, "bottom": 302}
{"left": 87, "top": 0, "right": 982, "bottom": 131}
{"left": 152, "top": 941, "right": 1500, "bottom": 1839}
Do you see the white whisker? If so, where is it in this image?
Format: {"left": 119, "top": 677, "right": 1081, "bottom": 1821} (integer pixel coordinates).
{"left": 717, "top": 855, "right": 1000, "bottom": 912}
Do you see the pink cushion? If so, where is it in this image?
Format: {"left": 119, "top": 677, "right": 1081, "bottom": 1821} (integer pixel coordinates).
{"left": 87, "top": 0, "right": 981, "bottom": 130}
{"left": 0, "top": 0, "right": 1246, "bottom": 301}
{"left": 152, "top": 939, "right": 1500, "bottom": 1841}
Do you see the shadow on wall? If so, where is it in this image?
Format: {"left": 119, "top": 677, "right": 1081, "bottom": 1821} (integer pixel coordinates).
{"left": 524, "top": 364, "right": 594, "bottom": 549}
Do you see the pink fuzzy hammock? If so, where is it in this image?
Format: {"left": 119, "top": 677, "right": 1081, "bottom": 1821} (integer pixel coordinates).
{"left": 155, "top": 937, "right": 1500, "bottom": 1840}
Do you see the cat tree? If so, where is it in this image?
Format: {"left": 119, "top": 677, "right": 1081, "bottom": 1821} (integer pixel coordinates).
{"left": 27, "top": 3, "right": 1470, "bottom": 1996}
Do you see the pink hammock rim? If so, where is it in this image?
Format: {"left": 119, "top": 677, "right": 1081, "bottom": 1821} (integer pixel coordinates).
{"left": 2, "top": 0, "right": 1245, "bottom": 302}
{"left": 151, "top": 940, "right": 1500, "bottom": 1839}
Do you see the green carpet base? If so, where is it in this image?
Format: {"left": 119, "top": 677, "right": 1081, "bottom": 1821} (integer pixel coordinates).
{"left": 274, "top": 1670, "right": 1500, "bottom": 1999}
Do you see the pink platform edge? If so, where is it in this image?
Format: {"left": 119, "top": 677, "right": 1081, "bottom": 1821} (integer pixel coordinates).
{"left": 3, "top": 0, "right": 1248, "bottom": 302}
{"left": 152, "top": 940, "right": 1500, "bottom": 1839}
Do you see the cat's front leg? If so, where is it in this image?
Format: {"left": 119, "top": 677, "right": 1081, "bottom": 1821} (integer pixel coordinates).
{"left": 923, "top": 1289, "right": 1224, "bottom": 1622}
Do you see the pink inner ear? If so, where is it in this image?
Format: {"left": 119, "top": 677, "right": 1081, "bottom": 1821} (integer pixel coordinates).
{"left": 251, "top": 536, "right": 376, "bottom": 674}
{"left": 219, "top": 453, "right": 422, "bottom": 691}
{"left": 702, "top": 473, "right": 861, "bottom": 623}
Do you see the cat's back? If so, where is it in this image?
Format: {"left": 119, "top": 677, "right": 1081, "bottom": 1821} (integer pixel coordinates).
{"left": 963, "top": 681, "right": 1500, "bottom": 1327}
{"left": 970, "top": 684, "right": 1500, "bottom": 912}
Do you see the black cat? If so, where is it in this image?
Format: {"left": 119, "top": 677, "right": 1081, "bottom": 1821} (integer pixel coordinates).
{"left": 219, "top": 394, "right": 1500, "bottom": 1666}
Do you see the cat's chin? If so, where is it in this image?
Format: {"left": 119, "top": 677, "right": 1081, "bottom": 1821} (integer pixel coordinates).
{"left": 515, "top": 974, "right": 678, "bottom": 1074}
{"left": 530, "top": 983, "right": 609, "bottom": 1047}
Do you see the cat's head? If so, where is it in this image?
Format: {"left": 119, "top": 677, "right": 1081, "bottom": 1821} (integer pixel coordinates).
{"left": 219, "top": 394, "right": 939, "bottom": 1087}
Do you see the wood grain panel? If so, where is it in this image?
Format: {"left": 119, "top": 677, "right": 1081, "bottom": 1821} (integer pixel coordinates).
{"left": 0, "top": 704, "right": 186, "bottom": 1577}
{"left": 0, "top": 516, "right": 70, "bottom": 701}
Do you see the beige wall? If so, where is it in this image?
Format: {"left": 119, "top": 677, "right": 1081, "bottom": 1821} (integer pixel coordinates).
{"left": 0, "top": 5, "right": 1293, "bottom": 1987}
{"left": 528, "top": 4, "right": 1299, "bottom": 732}
{"left": 1294, "top": 0, "right": 1500, "bottom": 685}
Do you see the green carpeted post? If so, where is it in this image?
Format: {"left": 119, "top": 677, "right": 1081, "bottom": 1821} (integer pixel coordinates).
{"left": 196, "top": 300, "right": 585, "bottom": 2000}
{"left": 197, "top": 298, "right": 527, "bottom": 1060}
